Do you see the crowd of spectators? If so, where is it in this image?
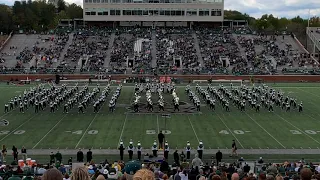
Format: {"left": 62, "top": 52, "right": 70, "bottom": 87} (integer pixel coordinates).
{"left": 0, "top": 152, "right": 319, "bottom": 180}
{"left": 0, "top": 26, "right": 319, "bottom": 75}
{"left": 156, "top": 28, "right": 198, "bottom": 74}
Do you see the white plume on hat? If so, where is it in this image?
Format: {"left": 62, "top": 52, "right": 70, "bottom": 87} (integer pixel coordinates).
{"left": 187, "top": 141, "right": 190, "bottom": 146}
{"left": 130, "top": 139, "right": 133, "bottom": 144}
{"left": 120, "top": 140, "right": 123, "bottom": 145}
{"left": 165, "top": 141, "right": 168, "bottom": 146}
{"left": 153, "top": 140, "right": 157, "bottom": 145}
{"left": 137, "top": 141, "right": 141, "bottom": 146}
{"left": 199, "top": 140, "right": 203, "bottom": 145}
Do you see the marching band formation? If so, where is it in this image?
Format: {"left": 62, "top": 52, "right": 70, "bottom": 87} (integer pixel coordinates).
{"left": 132, "top": 83, "right": 179, "bottom": 112}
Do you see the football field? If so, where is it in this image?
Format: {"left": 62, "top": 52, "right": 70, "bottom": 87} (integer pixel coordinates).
{"left": 1, "top": 82, "right": 320, "bottom": 152}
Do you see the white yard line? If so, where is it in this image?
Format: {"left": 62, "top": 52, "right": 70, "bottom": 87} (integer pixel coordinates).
{"left": 117, "top": 114, "right": 128, "bottom": 147}
{"left": 218, "top": 113, "right": 244, "bottom": 148}
{"left": 187, "top": 116, "right": 200, "bottom": 142}
{"left": 274, "top": 113, "right": 320, "bottom": 145}
{"left": 0, "top": 115, "right": 36, "bottom": 142}
{"left": 157, "top": 115, "right": 160, "bottom": 133}
{"left": 75, "top": 113, "right": 100, "bottom": 149}
{"left": 296, "top": 87, "right": 320, "bottom": 99}
{"left": 33, "top": 114, "right": 67, "bottom": 149}
{"left": 117, "top": 88, "right": 135, "bottom": 147}
{"left": 245, "top": 112, "right": 286, "bottom": 148}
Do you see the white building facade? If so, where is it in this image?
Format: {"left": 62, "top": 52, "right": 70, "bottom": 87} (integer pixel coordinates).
{"left": 83, "top": 0, "right": 224, "bottom": 27}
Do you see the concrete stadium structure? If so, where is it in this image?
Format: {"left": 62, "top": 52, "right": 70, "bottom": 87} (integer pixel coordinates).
{"left": 83, "top": 0, "right": 224, "bottom": 27}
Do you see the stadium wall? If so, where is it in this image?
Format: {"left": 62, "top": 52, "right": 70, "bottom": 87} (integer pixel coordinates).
{"left": 2, "top": 74, "right": 320, "bottom": 82}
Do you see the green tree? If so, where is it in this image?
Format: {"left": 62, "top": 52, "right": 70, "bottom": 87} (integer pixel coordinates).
{"left": 66, "top": 3, "right": 83, "bottom": 19}
{"left": 57, "top": 0, "right": 67, "bottom": 13}
{"left": 0, "top": 5, "right": 14, "bottom": 33}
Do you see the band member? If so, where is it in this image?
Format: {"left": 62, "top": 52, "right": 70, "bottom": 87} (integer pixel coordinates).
{"left": 230, "top": 140, "right": 238, "bottom": 157}
{"left": 137, "top": 141, "right": 142, "bottom": 161}
{"left": 164, "top": 141, "right": 169, "bottom": 160}
{"left": 4, "top": 104, "right": 8, "bottom": 113}
{"left": 152, "top": 140, "right": 158, "bottom": 157}
{"left": 134, "top": 101, "right": 139, "bottom": 112}
{"left": 197, "top": 141, "right": 204, "bottom": 159}
{"left": 118, "top": 140, "right": 125, "bottom": 161}
{"left": 19, "top": 102, "right": 24, "bottom": 113}
{"left": 186, "top": 141, "right": 191, "bottom": 160}
{"left": 299, "top": 101, "right": 303, "bottom": 112}
{"left": 159, "top": 101, "right": 164, "bottom": 111}
{"left": 128, "top": 140, "right": 134, "bottom": 160}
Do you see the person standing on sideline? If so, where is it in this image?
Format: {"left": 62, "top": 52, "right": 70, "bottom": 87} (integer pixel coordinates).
{"left": 158, "top": 131, "right": 165, "bottom": 149}
{"left": 87, "top": 149, "right": 93, "bottom": 162}
{"left": 128, "top": 140, "right": 134, "bottom": 160}
{"left": 50, "top": 152, "right": 55, "bottom": 164}
{"left": 118, "top": 140, "right": 125, "bottom": 161}
{"left": 77, "top": 149, "right": 84, "bottom": 162}
{"left": 21, "top": 146, "right": 27, "bottom": 160}
{"left": 12, "top": 146, "right": 18, "bottom": 161}
{"left": 185, "top": 141, "right": 191, "bottom": 160}
{"left": 216, "top": 150, "right": 222, "bottom": 165}
{"left": 2, "top": 145, "right": 7, "bottom": 163}
{"left": 55, "top": 151, "right": 62, "bottom": 163}
{"left": 137, "top": 141, "right": 142, "bottom": 161}
{"left": 173, "top": 150, "right": 180, "bottom": 166}
{"left": 152, "top": 140, "right": 158, "bottom": 157}
{"left": 164, "top": 141, "right": 169, "bottom": 160}
{"left": 230, "top": 140, "right": 238, "bottom": 157}
{"left": 197, "top": 141, "right": 204, "bottom": 159}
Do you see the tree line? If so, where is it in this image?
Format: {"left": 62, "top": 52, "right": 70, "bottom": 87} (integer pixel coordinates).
{"left": 0, "top": 0, "right": 82, "bottom": 34}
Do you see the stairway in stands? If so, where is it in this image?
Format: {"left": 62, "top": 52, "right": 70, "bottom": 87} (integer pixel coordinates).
{"left": 192, "top": 32, "right": 204, "bottom": 66}
{"left": 54, "top": 32, "right": 74, "bottom": 68}
{"left": 151, "top": 30, "right": 157, "bottom": 68}
{"left": 104, "top": 32, "right": 116, "bottom": 68}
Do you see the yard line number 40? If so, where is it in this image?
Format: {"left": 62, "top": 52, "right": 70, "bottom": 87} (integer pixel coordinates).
{"left": 290, "top": 130, "right": 319, "bottom": 135}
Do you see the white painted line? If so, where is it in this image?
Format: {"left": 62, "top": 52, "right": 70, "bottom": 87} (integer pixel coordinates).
{"left": 296, "top": 87, "right": 320, "bottom": 99}
{"left": 218, "top": 114, "right": 244, "bottom": 148}
{"left": 157, "top": 115, "right": 160, "bottom": 133}
{"left": 75, "top": 113, "right": 99, "bottom": 149}
{"left": 0, "top": 115, "right": 36, "bottom": 142}
{"left": 33, "top": 115, "right": 67, "bottom": 149}
{"left": 187, "top": 116, "right": 200, "bottom": 142}
{"left": 275, "top": 113, "right": 320, "bottom": 145}
{"left": 245, "top": 112, "right": 286, "bottom": 148}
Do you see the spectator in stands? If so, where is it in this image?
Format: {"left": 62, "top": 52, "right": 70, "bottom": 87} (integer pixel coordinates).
{"left": 133, "top": 169, "right": 155, "bottom": 180}
{"left": 300, "top": 168, "right": 312, "bottom": 180}
{"left": 63, "top": 174, "right": 70, "bottom": 180}
{"left": 231, "top": 173, "right": 239, "bottom": 180}
{"left": 192, "top": 154, "right": 203, "bottom": 169}
{"left": 42, "top": 168, "right": 63, "bottom": 180}
{"left": 71, "top": 167, "right": 91, "bottom": 180}
{"left": 160, "top": 158, "right": 169, "bottom": 173}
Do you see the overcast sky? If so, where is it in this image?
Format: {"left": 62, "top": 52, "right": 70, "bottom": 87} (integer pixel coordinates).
{"left": 1, "top": 0, "right": 319, "bottom": 18}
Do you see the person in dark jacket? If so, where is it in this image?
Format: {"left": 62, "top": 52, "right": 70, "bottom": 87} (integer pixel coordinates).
{"left": 77, "top": 149, "right": 84, "bottom": 162}
{"left": 173, "top": 150, "right": 180, "bottom": 166}
{"left": 12, "top": 146, "right": 18, "bottom": 161}
{"left": 160, "top": 158, "right": 169, "bottom": 173}
{"left": 158, "top": 132, "right": 165, "bottom": 149}
{"left": 55, "top": 151, "right": 62, "bottom": 163}
{"left": 87, "top": 149, "right": 93, "bottom": 162}
{"left": 118, "top": 141, "right": 125, "bottom": 161}
{"left": 216, "top": 150, "right": 222, "bottom": 165}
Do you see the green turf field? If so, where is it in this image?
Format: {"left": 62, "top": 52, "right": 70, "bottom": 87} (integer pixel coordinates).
{"left": 1, "top": 82, "right": 320, "bottom": 151}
